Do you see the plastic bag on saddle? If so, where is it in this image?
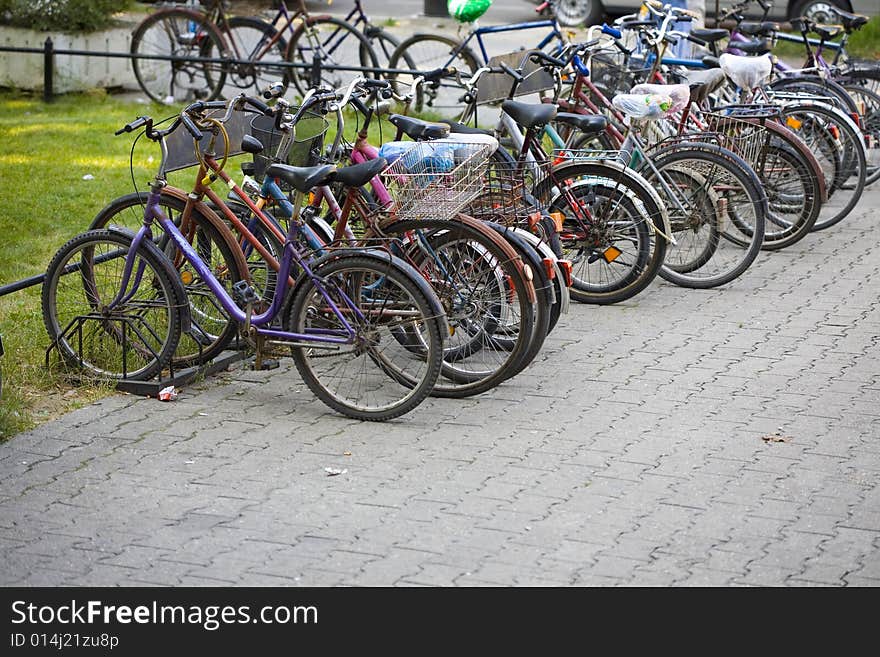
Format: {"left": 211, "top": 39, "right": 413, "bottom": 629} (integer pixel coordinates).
{"left": 719, "top": 53, "right": 772, "bottom": 91}
{"left": 612, "top": 93, "right": 679, "bottom": 120}
{"left": 629, "top": 83, "right": 690, "bottom": 113}
{"left": 378, "top": 141, "right": 456, "bottom": 174}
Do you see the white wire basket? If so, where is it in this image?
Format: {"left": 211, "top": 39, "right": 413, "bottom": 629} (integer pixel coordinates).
{"left": 381, "top": 135, "right": 499, "bottom": 221}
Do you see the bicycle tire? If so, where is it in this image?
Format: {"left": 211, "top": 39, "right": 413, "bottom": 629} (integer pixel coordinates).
{"left": 284, "top": 16, "right": 380, "bottom": 97}
{"left": 386, "top": 34, "right": 480, "bottom": 115}
{"left": 778, "top": 102, "right": 867, "bottom": 230}
{"left": 842, "top": 83, "right": 880, "bottom": 186}
{"left": 130, "top": 7, "right": 228, "bottom": 104}
{"left": 224, "top": 15, "right": 289, "bottom": 97}
{"left": 42, "top": 229, "right": 184, "bottom": 381}
{"left": 283, "top": 252, "right": 444, "bottom": 421}
{"left": 532, "top": 161, "right": 668, "bottom": 304}
{"left": 372, "top": 218, "right": 538, "bottom": 398}
{"left": 645, "top": 142, "right": 767, "bottom": 289}
{"left": 362, "top": 25, "right": 413, "bottom": 78}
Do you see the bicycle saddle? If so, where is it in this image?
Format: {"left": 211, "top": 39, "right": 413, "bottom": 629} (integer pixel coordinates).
{"left": 388, "top": 114, "right": 450, "bottom": 140}
{"left": 691, "top": 28, "right": 730, "bottom": 43}
{"left": 737, "top": 21, "right": 779, "bottom": 37}
{"left": 832, "top": 9, "right": 869, "bottom": 33}
{"left": 736, "top": 38, "right": 772, "bottom": 55}
{"left": 265, "top": 163, "right": 336, "bottom": 193}
{"left": 331, "top": 158, "right": 387, "bottom": 189}
{"left": 439, "top": 120, "right": 493, "bottom": 136}
{"left": 811, "top": 23, "right": 844, "bottom": 41}
{"left": 501, "top": 100, "right": 557, "bottom": 129}
{"left": 554, "top": 113, "right": 608, "bottom": 135}
{"left": 683, "top": 68, "right": 727, "bottom": 104}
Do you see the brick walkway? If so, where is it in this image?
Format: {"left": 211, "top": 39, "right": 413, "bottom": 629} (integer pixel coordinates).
{"left": 2, "top": 193, "right": 879, "bottom": 586}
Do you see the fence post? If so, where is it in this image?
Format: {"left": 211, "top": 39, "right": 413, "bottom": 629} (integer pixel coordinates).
{"left": 43, "top": 37, "right": 54, "bottom": 102}
{"left": 424, "top": 0, "right": 449, "bottom": 17}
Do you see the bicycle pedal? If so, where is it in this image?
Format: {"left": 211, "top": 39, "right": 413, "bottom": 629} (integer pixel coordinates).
{"left": 250, "top": 357, "right": 280, "bottom": 371}
{"left": 231, "top": 280, "right": 259, "bottom": 306}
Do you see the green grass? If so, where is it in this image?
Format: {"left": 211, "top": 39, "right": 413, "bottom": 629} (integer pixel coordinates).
{"left": 0, "top": 89, "right": 410, "bottom": 441}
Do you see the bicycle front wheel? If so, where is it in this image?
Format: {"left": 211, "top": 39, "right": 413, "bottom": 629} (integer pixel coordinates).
{"left": 42, "top": 229, "right": 184, "bottom": 381}
{"left": 283, "top": 253, "right": 444, "bottom": 421}
{"left": 130, "top": 8, "right": 227, "bottom": 104}
{"left": 224, "top": 16, "right": 289, "bottom": 97}
{"left": 646, "top": 142, "right": 766, "bottom": 289}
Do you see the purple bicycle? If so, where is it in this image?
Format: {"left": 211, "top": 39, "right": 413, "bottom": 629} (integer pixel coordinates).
{"left": 41, "top": 98, "right": 447, "bottom": 421}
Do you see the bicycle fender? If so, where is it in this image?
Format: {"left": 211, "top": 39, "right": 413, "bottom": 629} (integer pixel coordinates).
{"left": 159, "top": 187, "right": 252, "bottom": 285}
{"left": 103, "top": 225, "right": 192, "bottom": 334}
{"left": 482, "top": 222, "right": 557, "bottom": 308}
{"left": 448, "top": 214, "right": 538, "bottom": 304}
{"left": 292, "top": 247, "right": 450, "bottom": 338}
{"left": 503, "top": 226, "right": 569, "bottom": 317}
{"left": 548, "top": 160, "right": 674, "bottom": 245}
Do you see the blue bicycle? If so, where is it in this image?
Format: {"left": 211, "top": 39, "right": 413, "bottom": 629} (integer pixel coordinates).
{"left": 386, "top": 6, "right": 568, "bottom": 114}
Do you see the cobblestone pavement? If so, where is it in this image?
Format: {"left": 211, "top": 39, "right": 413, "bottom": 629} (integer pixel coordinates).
{"left": 2, "top": 189, "right": 880, "bottom": 586}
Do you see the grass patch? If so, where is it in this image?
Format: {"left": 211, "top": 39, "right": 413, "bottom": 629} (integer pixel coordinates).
{"left": 0, "top": 89, "right": 410, "bottom": 441}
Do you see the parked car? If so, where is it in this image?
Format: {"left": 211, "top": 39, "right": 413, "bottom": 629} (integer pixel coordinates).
{"left": 532, "top": 0, "right": 879, "bottom": 26}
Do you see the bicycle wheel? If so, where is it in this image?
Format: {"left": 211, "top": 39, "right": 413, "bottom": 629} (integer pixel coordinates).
{"left": 224, "top": 16, "right": 289, "bottom": 97}
{"left": 362, "top": 25, "right": 414, "bottom": 78}
{"left": 374, "top": 219, "right": 538, "bottom": 398}
{"left": 42, "top": 229, "right": 184, "bottom": 381}
{"left": 284, "top": 16, "right": 380, "bottom": 97}
{"left": 779, "top": 102, "right": 867, "bottom": 230}
{"left": 843, "top": 83, "right": 880, "bottom": 185}
{"left": 130, "top": 8, "right": 228, "bottom": 104}
{"left": 645, "top": 142, "right": 766, "bottom": 289}
{"left": 533, "top": 162, "right": 667, "bottom": 304}
{"left": 752, "top": 135, "right": 822, "bottom": 250}
{"left": 386, "top": 34, "right": 479, "bottom": 116}
{"left": 283, "top": 253, "right": 444, "bottom": 421}
{"left": 769, "top": 75, "right": 860, "bottom": 116}
{"left": 90, "top": 192, "right": 244, "bottom": 368}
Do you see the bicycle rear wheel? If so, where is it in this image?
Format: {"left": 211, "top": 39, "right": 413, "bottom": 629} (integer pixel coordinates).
{"left": 41, "top": 229, "right": 184, "bottom": 381}
{"left": 779, "top": 102, "right": 867, "bottom": 230}
{"left": 387, "top": 34, "right": 479, "bottom": 116}
{"left": 284, "top": 16, "right": 380, "bottom": 97}
{"left": 283, "top": 253, "right": 444, "bottom": 421}
{"left": 373, "top": 219, "right": 538, "bottom": 398}
{"left": 130, "top": 8, "right": 227, "bottom": 104}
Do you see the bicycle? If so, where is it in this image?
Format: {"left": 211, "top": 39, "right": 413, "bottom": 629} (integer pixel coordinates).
{"left": 130, "top": 0, "right": 379, "bottom": 103}
{"left": 387, "top": 3, "right": 570, "bottom": 114}
{"left": 44, "top": 98, "right": 449, "bottom": 421}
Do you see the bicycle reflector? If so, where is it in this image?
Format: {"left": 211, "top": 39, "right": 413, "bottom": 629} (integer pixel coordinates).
{"left": 603, "top": 246, "right": 622, "bottom": 263}
{"left": 557, "top": 259, "right": 573, "bottom": 287}
{"left": 542, "top": 258, "right": 557, "bottom": 280}
{"left": 785, "top": 116, "right": 802, "bottom": 130}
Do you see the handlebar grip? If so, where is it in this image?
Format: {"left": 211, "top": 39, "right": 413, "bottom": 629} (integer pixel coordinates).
{"left": 263, "top": 82, "right": 285, "bottom": 99}
{"left": 362, "top": 78, "right": 391, "bottom": 88}
{"left": 499, "top": 61, "right": 524, "bottom": 82}
{"left": 115, "top": 116, "right": 148, "bottom": 136}
{"left": 687, "top": 33, "right": 708, "bottom": 47}
{"left": 181, "top": 114, "right": 204, "bottom": 141}
{"left": 246, "top": 96, "right": 273, "bottom": 116}
{"left": 529, "top": 50, "right": 566, "bottom": 68}
{"left": 601, "top": 23, "right": 622, "bottom": 39}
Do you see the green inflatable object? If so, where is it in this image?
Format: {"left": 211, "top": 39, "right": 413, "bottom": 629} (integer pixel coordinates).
{"left": 447, "top": 0, "right": 492, "bottom": 23}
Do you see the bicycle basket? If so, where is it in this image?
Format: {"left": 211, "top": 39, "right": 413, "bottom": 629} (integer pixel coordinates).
{"left": 465, "top": 159, "right": 541, "bottom": 227}
{"left": 163, "top": 107, "right": 250, "bottom": 173}
{"left": 381, "top": 135, "right": 498, "bottom": 221}
{"left": 249, "top": 110, "right": 330, "bottom": 181}
{"left": 476, "top": 51, "right": 556, "bottom": 104}
{"left": 704, "top": 109, "right": 775, "bottom": 167}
